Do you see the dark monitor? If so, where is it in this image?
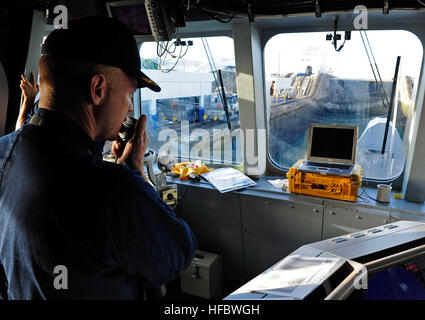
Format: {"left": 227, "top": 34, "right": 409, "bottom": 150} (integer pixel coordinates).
{"left": 308, "top": 124, "right": 358, "bottom": 164}
{"left": 106, "top": 1, "right": 151, "bottom": 36}
{"left": 106, "top": 0, "right": 175, "bottom": 42}
{"left": 362, "top": 257, "right": 425, "bottom": 300}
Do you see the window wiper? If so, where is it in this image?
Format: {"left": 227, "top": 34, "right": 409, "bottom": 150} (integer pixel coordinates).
{"left": 359, "top": 30, "right": 401, "bottom": 154}
{"left": 382, "top": 56, "right": 401, "bottom": 155}
{"left": 201, "top": 37, "right": 232, "bottom": 130}
{"left": 217, "top": 69, "right": 232, "bottom": 130}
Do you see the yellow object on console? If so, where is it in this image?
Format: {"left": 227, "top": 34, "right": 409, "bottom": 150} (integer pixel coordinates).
{"left": 286, "top": 160, "right": 363, "bottom": 202}
{"left": 171, "top": 160, "right": 213, "bottom": 180}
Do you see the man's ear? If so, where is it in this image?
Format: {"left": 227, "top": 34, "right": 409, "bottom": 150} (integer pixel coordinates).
{"left": 90, "top": 74, "right": 107, "bottom": 106}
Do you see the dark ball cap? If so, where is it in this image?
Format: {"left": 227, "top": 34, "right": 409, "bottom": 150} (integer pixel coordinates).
{"left": 41, "top": 15, "right": 161, "bottom": 92}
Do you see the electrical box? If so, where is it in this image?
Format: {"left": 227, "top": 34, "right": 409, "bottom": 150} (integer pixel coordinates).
{"left": 159, "top": 184, "right": 178, "bottom": 206}
{"left": 180, "top": 250, "right": 222, "bottom": 299}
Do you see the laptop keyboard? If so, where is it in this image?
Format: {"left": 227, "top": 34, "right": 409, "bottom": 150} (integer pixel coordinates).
{"left": 306, "top": 161, "right": 352, "bottom": 170}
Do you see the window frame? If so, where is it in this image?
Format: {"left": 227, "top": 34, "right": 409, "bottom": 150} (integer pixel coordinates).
{"left": 135, "top": 35, "right": 243, "bottom": 168}
{"left": 261, "top": 26, "right": 425, "bottom": 190}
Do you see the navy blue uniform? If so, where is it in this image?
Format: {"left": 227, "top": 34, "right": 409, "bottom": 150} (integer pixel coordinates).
{"left": 0, "top": 108, "right": 197, "bottom": 299}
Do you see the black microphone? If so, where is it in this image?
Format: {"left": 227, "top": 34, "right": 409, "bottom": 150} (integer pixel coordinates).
{"left": 117, "top": 115, "right": 137, "bottom": 157}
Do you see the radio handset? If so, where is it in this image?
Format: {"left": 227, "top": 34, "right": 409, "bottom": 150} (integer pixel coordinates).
{"left": 118, "top": 115, "right": 137, "bottom": 152}
{"left": 117, "top": 115, "right": 157, "bottom": 185}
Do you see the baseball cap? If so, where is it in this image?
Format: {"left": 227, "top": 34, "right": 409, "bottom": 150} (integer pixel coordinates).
{"left": 41, "top": 15, "right": 161, "bottom": 92}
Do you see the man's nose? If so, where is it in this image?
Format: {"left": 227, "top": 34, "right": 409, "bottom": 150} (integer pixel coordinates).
{"left": 128, "top": 102, "right": 134, "bottom": 113}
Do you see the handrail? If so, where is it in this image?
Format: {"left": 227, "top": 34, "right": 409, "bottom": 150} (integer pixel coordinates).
{"left": 364, "top": 242, "right": 425, "bottom": 275}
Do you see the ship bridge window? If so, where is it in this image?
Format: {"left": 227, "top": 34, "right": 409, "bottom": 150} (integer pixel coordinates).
{"left": 136, "top": 36, "right": 242, "bottom": 167}
{"left": 265, "top": 30, "right": 423, "bottom": 181}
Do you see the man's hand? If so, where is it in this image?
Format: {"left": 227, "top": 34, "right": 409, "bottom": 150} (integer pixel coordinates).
{"left": 16, "top": 73, "right": 39, "bottom": 130}
{"left": 113, "top": 115, "right": 149, "bottom": 181}
{"left": 20, "top": 73, "right": 39, "bottom": 101}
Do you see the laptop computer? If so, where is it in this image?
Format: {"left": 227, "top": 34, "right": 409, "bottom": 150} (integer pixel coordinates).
{"left": 298, "top": 124, "right": 358, "bottom": 177}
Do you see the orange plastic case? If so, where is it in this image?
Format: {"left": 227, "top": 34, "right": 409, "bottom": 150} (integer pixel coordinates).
{"left": 286, "top": 160, "right": 363, "bottom": 202}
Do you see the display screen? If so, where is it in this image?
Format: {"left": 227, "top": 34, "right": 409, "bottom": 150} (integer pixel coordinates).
{"left": 109, "top": 4, "right": 151, "bottom": 35}
{"left": 403, "top": 256, "right": 425, "bottom": 289}
{"left": 310, "top": 127, "right": 355, "bottom": 160}
{"left": 362, "top": 256, "right": 425, "bottom": 300}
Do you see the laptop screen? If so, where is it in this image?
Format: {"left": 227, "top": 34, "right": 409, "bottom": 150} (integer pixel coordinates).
{"left": 309, "top": 126, "right": 357, "bottom": 162}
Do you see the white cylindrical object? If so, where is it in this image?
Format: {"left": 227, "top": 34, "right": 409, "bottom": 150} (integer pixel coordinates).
{"left": 377, "top": 184, "right": 392, "bottom": 203}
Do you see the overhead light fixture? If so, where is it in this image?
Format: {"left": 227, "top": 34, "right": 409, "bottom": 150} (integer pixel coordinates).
{"left": 383, "top": 0, "right": 389, "bottom": 14}
{"left": 314, "top": 0, "right": 321, "bottom": 18}
{"left": 247, "top": 1, "right": 254, "bottom": 22}
{"left": 44, "top": 0, "right": 58, "bottom": 25}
